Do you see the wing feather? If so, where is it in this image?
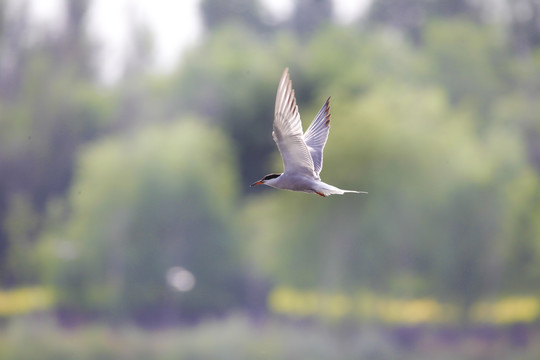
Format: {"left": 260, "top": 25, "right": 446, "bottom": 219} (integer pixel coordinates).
{"left": 303, "top": 97, "right": 331, "bottom": 177}
{"left": 272, "top": 68, "right": 316, "bottom": 177}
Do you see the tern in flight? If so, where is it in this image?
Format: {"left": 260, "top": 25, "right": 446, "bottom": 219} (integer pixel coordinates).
{"left": 250, "top": 68, "right": 367, "bottom": 197}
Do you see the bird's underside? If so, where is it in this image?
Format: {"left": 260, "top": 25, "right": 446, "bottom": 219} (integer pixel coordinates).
{"left": 264, "top": 172, "right": 360, "bottom": 197}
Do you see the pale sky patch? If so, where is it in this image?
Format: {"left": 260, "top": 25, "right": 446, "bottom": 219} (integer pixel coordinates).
{"left": 15, "top": 0, "right": 371, "bottom": 82}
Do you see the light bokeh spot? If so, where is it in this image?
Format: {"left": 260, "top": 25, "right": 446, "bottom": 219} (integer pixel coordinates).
{"left": 166, "top": 267, "right": 196, "bottom": 292}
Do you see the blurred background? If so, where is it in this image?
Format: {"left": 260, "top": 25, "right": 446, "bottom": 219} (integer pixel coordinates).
{"left": 1, "top": 0, "right": 540, "bottom": 359}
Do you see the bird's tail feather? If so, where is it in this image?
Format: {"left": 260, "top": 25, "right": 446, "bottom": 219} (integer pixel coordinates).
{"left": 318, "top": 183, "right": 368, "bottom": 196}
{"left": 342, "top": 190, "right": 368, "bottom": 194}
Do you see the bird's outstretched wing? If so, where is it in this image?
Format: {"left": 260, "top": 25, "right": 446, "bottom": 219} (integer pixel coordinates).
{"left": 272, "top": 68, "right": 316, "bottom": 177}
{"left": 303, "top": 97, "right": 331, "bottom": 177}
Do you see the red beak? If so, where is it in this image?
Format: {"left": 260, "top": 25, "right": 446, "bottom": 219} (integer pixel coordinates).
{"left": 250, "top": 180, "right": 264, "bottom": 187}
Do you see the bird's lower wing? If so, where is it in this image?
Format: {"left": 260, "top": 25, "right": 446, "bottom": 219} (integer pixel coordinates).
{"left": 272, "top": 128, "right": 315, "bottom": 176}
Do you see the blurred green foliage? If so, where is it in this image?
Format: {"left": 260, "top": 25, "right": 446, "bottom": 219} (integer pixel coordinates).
{"left": 39, "top": 120, "right": 243, "bottom": 322}
{"left": 0, "top": 0, "right": 539, "bottom": 330}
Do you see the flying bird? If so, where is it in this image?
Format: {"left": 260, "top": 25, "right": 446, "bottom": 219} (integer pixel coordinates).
{"left": 250, "top": 68, "right": 367, "bottom": 197}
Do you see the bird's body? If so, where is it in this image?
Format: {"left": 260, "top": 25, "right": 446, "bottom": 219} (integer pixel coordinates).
{"left": 262, "top": 172, "right": 357, "bottom": 196}
{"left": 250, "top": 68, "right": 367, "bottom": 197}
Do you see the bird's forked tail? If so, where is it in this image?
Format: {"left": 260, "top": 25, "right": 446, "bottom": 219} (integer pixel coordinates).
{"left": 316, "top": 183, "right": 368, "bottom": 197}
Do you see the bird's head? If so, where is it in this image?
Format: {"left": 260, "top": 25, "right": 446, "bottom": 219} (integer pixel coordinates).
{"left": 250, "top": 173, "right": 281, "bottom": 187}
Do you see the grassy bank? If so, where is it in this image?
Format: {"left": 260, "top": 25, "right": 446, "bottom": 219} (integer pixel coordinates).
{"left": 1, "top": 315, "right": 539, "bottom": 360}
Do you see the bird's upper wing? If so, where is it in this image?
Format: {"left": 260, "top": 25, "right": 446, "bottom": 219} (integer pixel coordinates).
{"left": 303, "top": 97, "right": 331, "bottom": 177}
{"left": 272, "top": 68, "right": 316, "bottom": 177}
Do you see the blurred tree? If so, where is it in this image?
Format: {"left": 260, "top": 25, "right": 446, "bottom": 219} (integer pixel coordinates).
{"left": 506, "top": 52, "right": 540, "bottom": 174}
{"left": 423, "top": 20, "right": 507, "bottom": 126}
{"left": 289, "top": 0, "right": 333, "bottom": 37}
{"left": 366, "top": 0, "right": 480, "bottom": 42}
{"left": 0, "top": 0, "right": 109, "bottom": 285}
{"left": 367, "top": 0, "right": 425, "bottom": 42}
{"left": 62, "top": 0, "right": 94, "bottom": 79}
{"left": 201, "top": 0, "right": 268, "bottom": 33}
{"left": 367, "top": 0, "right": 540, "bottom": 55}
{"left": 200, "top": 0, "right": 335, "bottom": 37}
{"left": 507, "top": 0, "right": 540, "bottom": 53}
{"left": 39, "top": 120, "right": 244, "bottom": 324}
{"left": 2, "top": 192, "right": 40, "bottom": 283}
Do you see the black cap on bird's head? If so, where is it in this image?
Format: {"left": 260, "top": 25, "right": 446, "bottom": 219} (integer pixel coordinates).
{"left": 250, "top": 173, "right": 281, "bottom": 187}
